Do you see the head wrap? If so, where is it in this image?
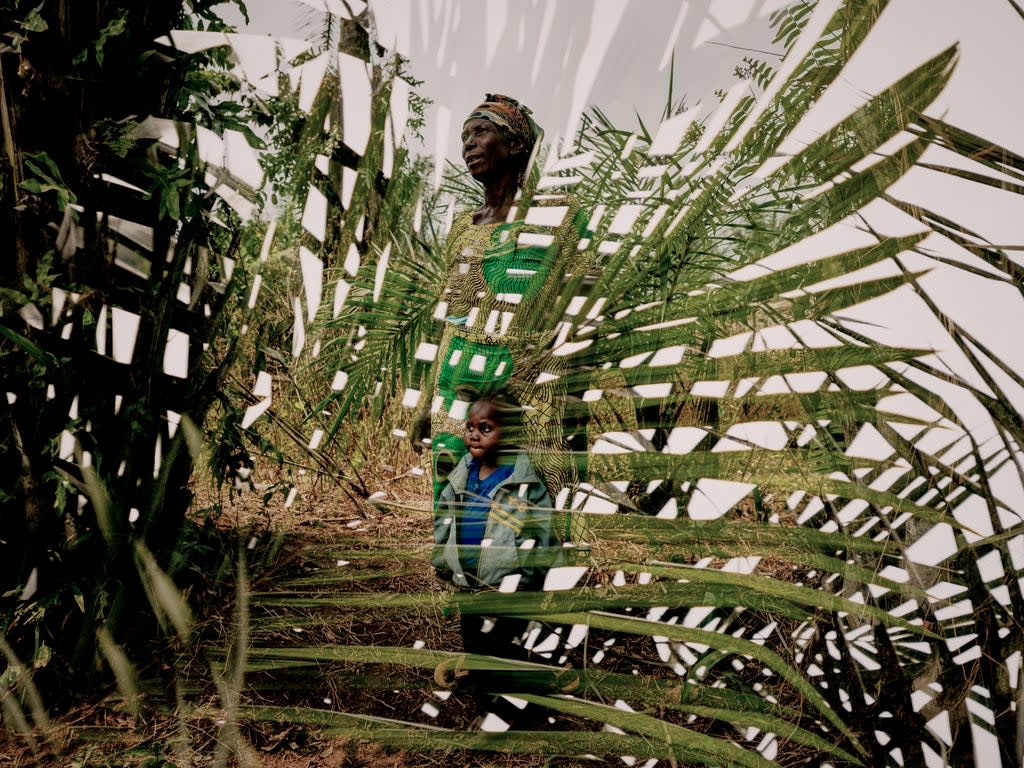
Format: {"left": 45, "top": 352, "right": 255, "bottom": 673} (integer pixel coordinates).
{"left": 465, "top": 93, "right": 538, "bottom": 154}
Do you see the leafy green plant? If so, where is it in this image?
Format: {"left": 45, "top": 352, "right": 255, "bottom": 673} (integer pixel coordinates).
{"left": 2, "top": 1, "right": 1022, "bottom": 766}
{"left": 71, "top": 11, "right": 127, "bottom": 67}
{"left": 0, "top": 0, "right": 276, "bottom": 707}
{"left": 18, "top": 152, "right": 76, "bottom": 211}
{"left": 232, "top": 2, "right": 1024, "bottom": 766}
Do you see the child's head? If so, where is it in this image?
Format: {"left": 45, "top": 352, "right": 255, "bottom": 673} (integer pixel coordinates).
{"left": 468, "top": 393, "right": 524, "bottom": 473}
{"left": 466, "top": 395, "right": 504, "bottom": 467}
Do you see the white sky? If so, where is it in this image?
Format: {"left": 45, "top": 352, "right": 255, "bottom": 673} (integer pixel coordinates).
{"left": 228, "top": 0, "right": 1024, "bottom": 160}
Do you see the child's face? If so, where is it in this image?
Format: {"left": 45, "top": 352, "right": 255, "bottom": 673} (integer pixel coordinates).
{"left": 466, "top": 401, "right": 502, "bottom": 465}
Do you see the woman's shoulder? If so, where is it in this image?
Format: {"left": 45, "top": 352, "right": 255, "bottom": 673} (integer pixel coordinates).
{"left": 525, "top": 192, "right": 579, "bottom": 215}
{"left": 523, "top": 193, "right": 585, "bottom": 239}
{"left": 507, "top": 450, "right": 545, "bottom": 484}
{"left": 444, "top": 209, "right": 503, "bottom": 246}
{"left": 446, "top": 210, "right": 475, "bottom": 239}
{"left": 533, "top": 191, "right": 578, "bottom": 206}
{"left": 452, "top": 209, "right": 475, "bottom": 227}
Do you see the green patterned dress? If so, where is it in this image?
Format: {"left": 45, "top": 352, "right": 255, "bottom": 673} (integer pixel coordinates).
{"left": 429, "top": 196, "right": 588, "bottom": 522}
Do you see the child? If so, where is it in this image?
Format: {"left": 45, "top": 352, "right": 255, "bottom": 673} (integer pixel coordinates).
{"left": 432, "top": 393, "right": 567, "bottom": 729}
{"left": 432, "top": 393, "right": 556, "bottom": 591}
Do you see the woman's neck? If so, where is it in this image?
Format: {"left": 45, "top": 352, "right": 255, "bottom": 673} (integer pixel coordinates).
{"left": 473, "top": 173, "right": 519, "bottom": 225}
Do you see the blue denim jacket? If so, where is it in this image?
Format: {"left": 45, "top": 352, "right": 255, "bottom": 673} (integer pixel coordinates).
{"left": 433, "top": 451, "right": 557, "bottom": 590}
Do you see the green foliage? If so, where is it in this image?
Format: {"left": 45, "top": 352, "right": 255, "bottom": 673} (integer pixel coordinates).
{"left": 142, "top": 160, "right": 196, "bottom": 220}
{"left": 0, "top": 0, "right": 279, "bottom": 721}
{"left": 91, "top": 118, "right": 141, "bottom": 158}
{"left": 245, "top": 2, "right": 1024, "bottom": 766}
{"left": 0, "top": 249, "right": 56, "bottom": 310}
{"left": 71, "top": 10, "right": 127, "bottom": 66}
{"left": 4, "top": 0, "right": 48, "bottom": 50}
{"left": 18, "top": 152, "right": 76, "bottom": 211}
{"left": 1, "top": 1, "right": 1022, "bottom": 766}
{"left": 188, "top": 0, "right": 250, "bottom": 28}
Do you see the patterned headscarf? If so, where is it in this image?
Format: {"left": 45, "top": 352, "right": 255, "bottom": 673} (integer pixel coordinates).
{"left": 465, "top": 93, "right": 538, "bottom": 154}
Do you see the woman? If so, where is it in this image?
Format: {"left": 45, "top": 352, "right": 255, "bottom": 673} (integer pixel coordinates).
{"left": 429, "top": 94, "right": 587, "bottom": 511}
{"left": 426, "top": 99, "right": 587, "bottom": 729}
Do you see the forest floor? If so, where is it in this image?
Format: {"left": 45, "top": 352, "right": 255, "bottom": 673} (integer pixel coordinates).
{"left": 0, "top": 469, "right": 601, "bottom": 767}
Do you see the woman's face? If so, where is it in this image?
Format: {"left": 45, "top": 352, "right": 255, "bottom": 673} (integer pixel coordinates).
{"left": 461, "top": 118, "right": 520, "bottom": 181}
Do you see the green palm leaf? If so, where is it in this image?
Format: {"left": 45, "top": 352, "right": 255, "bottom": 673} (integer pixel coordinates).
{"left": 180, "top": 2, "right": 1024, "bottom": 766}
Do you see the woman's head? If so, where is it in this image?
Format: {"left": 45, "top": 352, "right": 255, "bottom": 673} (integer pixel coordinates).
{"left": 462, "top": 93, "right": 539, "bottom": 186}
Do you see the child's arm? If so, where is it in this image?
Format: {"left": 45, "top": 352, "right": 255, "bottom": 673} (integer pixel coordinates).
{"left": 431, "top": 483, "right": 459, "bottom": 582}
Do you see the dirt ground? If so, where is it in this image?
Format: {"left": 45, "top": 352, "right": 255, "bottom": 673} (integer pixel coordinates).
{"left": 2, "top": 453, "right": 791, "bottom": 768}
{"left": 0, "top": 470, "right": 589, "bottom": 767}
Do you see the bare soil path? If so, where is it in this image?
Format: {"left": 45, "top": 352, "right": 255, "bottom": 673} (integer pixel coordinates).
{"left": 0, "top": 479, "right": 590, "bottom": 767}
